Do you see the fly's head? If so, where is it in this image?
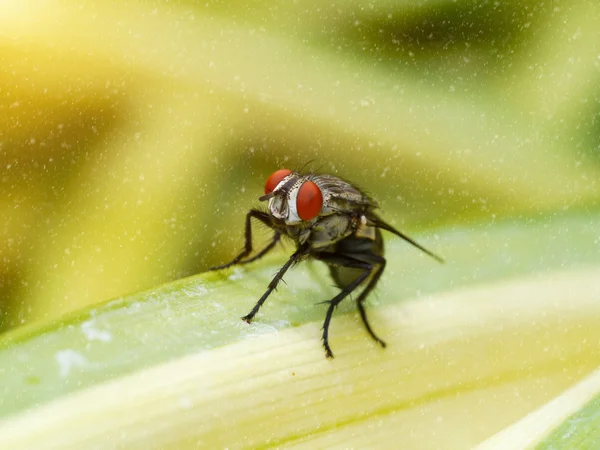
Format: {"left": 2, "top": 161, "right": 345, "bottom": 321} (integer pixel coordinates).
{"left": 259, "top": 169, "right": 323, "bottom": 226}
{"left": 259, "top": 169, "right": 377, "bottom": 227}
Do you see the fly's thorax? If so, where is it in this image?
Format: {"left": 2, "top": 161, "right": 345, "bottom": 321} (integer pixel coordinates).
{"left": 307, "top": 214, "right": 356, "bottom": 248}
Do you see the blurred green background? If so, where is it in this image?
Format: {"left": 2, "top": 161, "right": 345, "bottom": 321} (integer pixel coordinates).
{"left": 1, "top": 0, "right": 599, "bottom": 332}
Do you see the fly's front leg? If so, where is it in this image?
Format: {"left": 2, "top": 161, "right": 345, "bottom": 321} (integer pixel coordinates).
{"left": 242, "top": 244, "right": 309, "bottom": 323}
{"left": 235, "top": 233, "right": 281, "bottom": 266}
{"left": 209, "top": 209, "right": 279, "bottom": 271}
{"left": 315, "top": 253, "right": 374, "bottom": 359}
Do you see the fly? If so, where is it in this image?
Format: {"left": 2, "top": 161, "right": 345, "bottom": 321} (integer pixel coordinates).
{"left": 209, "top": 169, "right": 443, "bottom": 358}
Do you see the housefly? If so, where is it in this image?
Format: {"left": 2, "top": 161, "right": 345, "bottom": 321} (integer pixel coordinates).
{"left": 210, "top": 169, "right": 443, "bottom": 358}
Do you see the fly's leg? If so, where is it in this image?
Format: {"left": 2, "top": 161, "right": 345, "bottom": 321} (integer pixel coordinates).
{"left": 242, "top": 245, "right": 309, "bottom": 323}
{"left": 354, "top": 256, "right": 387, "bottom": 348}
{"left": 315, "top": 253, "right": 374, "bottom": 359}
{"left": 234, "top": 233, "right": 281, "bottom": 265}
{"left": 209, "top": 209, "right": 278, "bottom": 271}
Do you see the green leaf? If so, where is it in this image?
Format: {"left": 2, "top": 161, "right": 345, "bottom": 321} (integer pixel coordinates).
{"left": 538, "top": 387, "right": 600, "bottom": 449}
{"left": 476, "top": 368, "right": 600, "bottom": 449}
{"left": 0, "top": 212, "right": 599, "bottom": 448}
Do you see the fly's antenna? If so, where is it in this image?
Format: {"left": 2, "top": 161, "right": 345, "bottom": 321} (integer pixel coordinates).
{"left": 307, "top": 164, "right": 323, "bottom": 178}
{"left": 296, "top": 159, "right": 316, "bottom": 174}
{"left": 258, "top": 192, "right": 276, "bottom": 202}
{"left": 368, "top": 215, "right": 444, "bottom": 263}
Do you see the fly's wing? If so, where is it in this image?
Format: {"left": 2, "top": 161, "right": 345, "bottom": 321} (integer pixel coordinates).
{"left": 310, "top": 174, "right": 378, "bottom": 215}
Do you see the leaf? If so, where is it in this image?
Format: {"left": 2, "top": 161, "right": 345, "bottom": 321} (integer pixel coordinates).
{"left": 476, "top": 368, "right": 600, "bottom": 449}
{"left": 0, "top": 212, "right": 599, "bottom": 449}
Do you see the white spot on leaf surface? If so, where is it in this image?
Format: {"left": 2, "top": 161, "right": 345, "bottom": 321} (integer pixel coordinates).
{"left": 81, "top": 319, "right": 112, "bottom": 342}
{"left": 55, "top": 349, "right": 88, "bottom": 377}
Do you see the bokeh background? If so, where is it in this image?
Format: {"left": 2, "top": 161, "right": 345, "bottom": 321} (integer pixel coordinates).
{"left": 1, "top": 0, "right": 599, "bottom": 332}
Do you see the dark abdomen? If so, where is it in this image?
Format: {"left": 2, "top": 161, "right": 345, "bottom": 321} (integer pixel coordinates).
{"left": 327, "top": 227, "right": 384, "bottom": 289}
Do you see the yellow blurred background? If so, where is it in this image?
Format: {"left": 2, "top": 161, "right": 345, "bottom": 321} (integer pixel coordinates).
{"left": 1, "top": 0, "right": 599, "bottom": 331}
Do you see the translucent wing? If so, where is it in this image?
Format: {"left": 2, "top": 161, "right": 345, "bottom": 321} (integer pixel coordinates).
{"left": 310, "top": 174, "right": 378, "bottom": 214}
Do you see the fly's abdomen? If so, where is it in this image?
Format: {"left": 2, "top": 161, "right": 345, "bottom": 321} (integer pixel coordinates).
{"left": 327, "top": 227, "right": 383, "bottom": 289}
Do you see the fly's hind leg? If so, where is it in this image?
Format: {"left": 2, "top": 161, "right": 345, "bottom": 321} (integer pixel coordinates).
{"left": 315, "top": 253, "right": 374, "bottom": 358}
{"left": 354, "top": 255, "right": 387, "bottom": 348}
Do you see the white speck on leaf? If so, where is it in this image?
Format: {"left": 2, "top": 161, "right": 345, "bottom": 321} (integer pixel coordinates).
{"left": 271, "top": 320, "right": 291, "bottom": 329}
{"left": 56, "top": 350, "right": 88, "bottom": 377}
{"left": 81, "top": 319, "right": 112, "bottom": 342}
{"left": 245, "top": 322, "right": 280, "bottom": 337}
{"left": 228, "top": 268, "right": 244, "bottom": 281}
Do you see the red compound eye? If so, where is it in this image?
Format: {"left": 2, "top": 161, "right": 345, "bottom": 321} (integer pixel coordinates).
{"left": 264, "top": 169, "right": 292, "bottom": 195}
{"left": 296, "top": 181, "right": 323, "bottom": 221}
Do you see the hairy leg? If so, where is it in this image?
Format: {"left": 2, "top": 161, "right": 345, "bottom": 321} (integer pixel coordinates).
{"left": 354, "top": 256, "right": 386, "bottom": 348}
{"left": 315, "top": 252, "right": 374, "bottom": 358}
{"left": 209, "top": 209, "right": 278, "bottom": 271}
{"left": 242, "top": 244, "right": 309, "bottom": 323}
